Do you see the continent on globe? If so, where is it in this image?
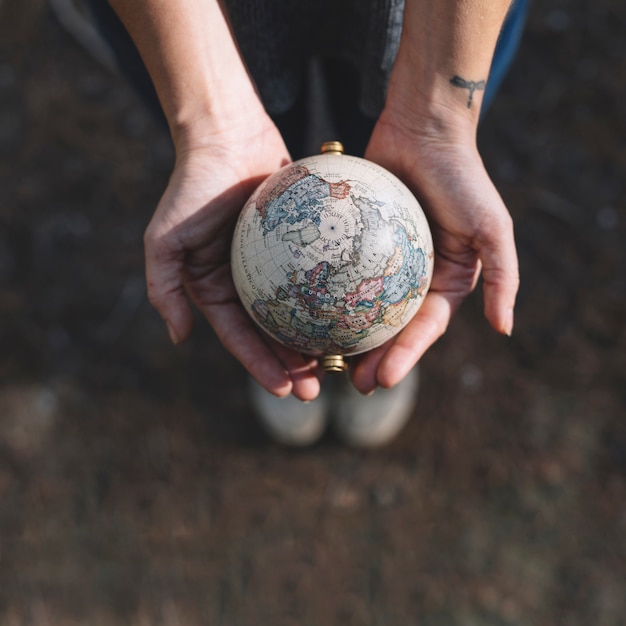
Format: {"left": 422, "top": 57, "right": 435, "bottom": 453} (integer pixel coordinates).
{"left": 258, "top": 165, "right": 351, "bottom": 235}
{"left": 231, "top": 142, "right": 434, "bottom": 371}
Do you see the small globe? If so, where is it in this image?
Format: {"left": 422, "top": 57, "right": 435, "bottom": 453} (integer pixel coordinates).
{"left": 231, "top": 142, "right": 434, "bottom": 369}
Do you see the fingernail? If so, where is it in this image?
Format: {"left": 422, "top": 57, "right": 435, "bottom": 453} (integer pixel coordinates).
{"left": 505, "top": 309, "right": 514, "bottom": 337}
{"left": 166, "top": 321, "right": 180, "bottom": 345}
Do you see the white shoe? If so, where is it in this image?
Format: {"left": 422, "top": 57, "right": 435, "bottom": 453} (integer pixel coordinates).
{"left": 330, "top": 367, "right": 419, "bottom": 448}
{"left": 248, "top": 379, "right": 328, "bottom": 447}
{"left": 249, "top": 366, "right": 419, "bottom": 448}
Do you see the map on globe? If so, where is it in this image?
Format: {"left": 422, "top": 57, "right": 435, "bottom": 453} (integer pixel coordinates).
{"left": 231, "top": 153, "right": 434, "bottom": 357}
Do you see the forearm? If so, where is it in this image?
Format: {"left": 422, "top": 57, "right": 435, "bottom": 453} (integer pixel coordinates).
{"left": 108, "top": 0, "right": 264, "bottom": 150}
{"left": 386, "top": 0, "right": 512, "bottom": 133}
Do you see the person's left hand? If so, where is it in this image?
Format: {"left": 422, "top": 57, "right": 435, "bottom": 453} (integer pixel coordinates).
{"left": 349, "top": 109, "right": 519, "bottom": 394}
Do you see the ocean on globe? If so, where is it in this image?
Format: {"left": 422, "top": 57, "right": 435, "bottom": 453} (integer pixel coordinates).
{"left": 231, "top": 146, "right": 434, "bottom": 360}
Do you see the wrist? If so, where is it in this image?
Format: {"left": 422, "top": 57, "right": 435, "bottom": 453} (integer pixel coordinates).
{"left": 385, "top": 0, "right": 511, "bottom": 134}
{"left": 169, "top": 95, "right": 270, "bottom": 157}
{"left": 383, "top": 51, "right": 481, "bottom": 146}
{"left": 378, "top": 86, "right": 478, "bottom": 151}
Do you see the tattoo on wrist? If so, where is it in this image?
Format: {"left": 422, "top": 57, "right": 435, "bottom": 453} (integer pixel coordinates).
{"left": 450, "top": 76, "right": 486, "bottom": 108}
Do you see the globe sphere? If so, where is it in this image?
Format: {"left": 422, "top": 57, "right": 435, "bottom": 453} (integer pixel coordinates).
{"left": 231, "top": 143, "right": 434, "bottom": 367}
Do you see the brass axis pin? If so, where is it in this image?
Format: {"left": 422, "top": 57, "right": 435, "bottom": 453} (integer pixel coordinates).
{"left": 321, "top": 354, "right": 348, "bottom": 374}
{"left": 319, "top": 141, "right": 347, "bottom": 373}
{"left": 320, "top": 140, "right": 344, "bottom": 155}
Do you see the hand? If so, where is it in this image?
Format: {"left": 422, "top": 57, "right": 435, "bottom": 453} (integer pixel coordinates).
{"left": 144, "top": 118, "right": 323, "bottom": 400}
{"left": 350, "top": 110, "right": 519, "bottom": 393}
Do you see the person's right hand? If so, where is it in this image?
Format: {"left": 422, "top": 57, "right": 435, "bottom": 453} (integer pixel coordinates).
{"left": 144, "top": 116, "right": 323, "bottom": 401}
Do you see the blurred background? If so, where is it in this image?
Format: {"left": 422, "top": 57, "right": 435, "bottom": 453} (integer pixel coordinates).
{"left": 1, "top": 0, "right": 625, "bottom": 624}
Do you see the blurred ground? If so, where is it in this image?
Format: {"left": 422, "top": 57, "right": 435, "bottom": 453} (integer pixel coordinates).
{"left": 1, "top": 1, "right": 626, "bottom": 624}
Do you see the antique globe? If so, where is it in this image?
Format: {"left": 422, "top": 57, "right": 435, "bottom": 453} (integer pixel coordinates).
{"left": 231, "top": 141, "right": 434, "bottom": 372}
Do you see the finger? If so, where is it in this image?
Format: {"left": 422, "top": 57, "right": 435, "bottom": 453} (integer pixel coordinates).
{"left": 349, "top": 342, "right": 390, "bottom": 395}
{"left": 187, "top": 264, "right": 323, "bottom": 399}
{"left": 144, "top": 227, "right": 195, "bottom": 344}
{"left": 351, "top": 291, "right": 454, "bottom": 392}
{"left": 475, "top": 211, "right": 519, "bottom": 336}
{"left": 350, "top": 252, "right": 479, "bottom": 393}
{"left": 205, "top": 301, "right": 322, "bottom": 399}
{"left": 267, "top": 342, "right": 323, "bottom": 401}
{"left": 206, "top": 302, "right": 293, "bottom": 396}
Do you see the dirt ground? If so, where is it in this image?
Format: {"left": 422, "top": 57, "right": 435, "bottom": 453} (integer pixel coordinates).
{"left": 1, "top": 1, "right": 625, "bottom": 624}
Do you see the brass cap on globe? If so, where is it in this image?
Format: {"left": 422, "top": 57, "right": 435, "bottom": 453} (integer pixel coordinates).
{"left": 320, "top": 141, "right": 345, "bottom": 373}
{"left": 321, "top": 354, "right": 348, "bottom": 373}
{"left": 320, "top": 141, "right": 344, "bottom": 155}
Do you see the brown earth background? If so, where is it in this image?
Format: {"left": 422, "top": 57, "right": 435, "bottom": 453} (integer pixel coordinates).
{"left": 1, "top": 0, "right": 626, "bottom": 624}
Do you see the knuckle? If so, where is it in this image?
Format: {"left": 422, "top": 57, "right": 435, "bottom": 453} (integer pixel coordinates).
{"left": 143, "top": 222, "right": 163, "bottom": 250}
